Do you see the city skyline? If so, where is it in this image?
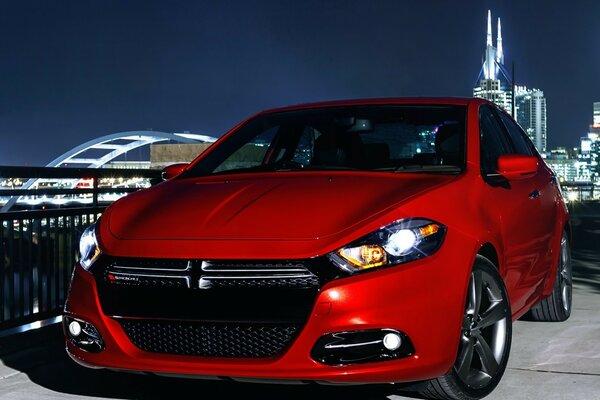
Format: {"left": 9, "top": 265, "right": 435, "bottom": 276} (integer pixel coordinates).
{"left": 0, "top": 1, "right": 598, "bottom": 166}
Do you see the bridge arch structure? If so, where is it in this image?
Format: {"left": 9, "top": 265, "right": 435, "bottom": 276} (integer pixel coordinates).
{"left": 2, "top": 131, "right": 217, "bottom": 211}
{"left": 46, "top": 131, "right": 216, "bottom": 168}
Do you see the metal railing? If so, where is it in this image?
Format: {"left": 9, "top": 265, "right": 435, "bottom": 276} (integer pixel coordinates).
{"left": 0, "top": 165, "right": 161, "bottom": 211}
{"left": 0, "top": 166, "right": 161, "bottom": 330}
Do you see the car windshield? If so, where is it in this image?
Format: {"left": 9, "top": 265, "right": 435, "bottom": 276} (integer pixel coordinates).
{"left": 185, "top": 105, "right": 467, "bottom": 177}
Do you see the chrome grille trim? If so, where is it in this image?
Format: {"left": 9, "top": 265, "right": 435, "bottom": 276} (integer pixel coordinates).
{"left": 111, "top": 260, "right": 192, "bottom": 272}
{"left": 201, "top": 273, "right": 314, "bottom": 280}
{"left": 200, "top": 268, "right": 309, "bottom": 273}
{"left": 105, "top": 259, "right": 319, "bottom": 290}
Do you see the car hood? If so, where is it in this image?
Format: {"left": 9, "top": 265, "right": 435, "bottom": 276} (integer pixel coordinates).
{"left": 106, "top": 172, "right": 456, "bottom": 241}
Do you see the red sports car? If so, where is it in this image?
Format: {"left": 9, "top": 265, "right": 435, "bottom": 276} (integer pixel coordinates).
{"left": 64, "top": 98, "right": 572, "bottom": 400}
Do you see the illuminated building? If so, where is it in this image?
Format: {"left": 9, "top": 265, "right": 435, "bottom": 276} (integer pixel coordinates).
{"left": 592, "top": 102, "right": 600, "bottom": 132}
{"left": 546, "top": 148, "right": 577, "bottom": 182}
{"left": 473, "top": 10, "right": 513, "bottom": 115}
{"left": 515, "top": 86, "right": 547, "bottom": 152}
{"left": 473, "top": 10, "right": 550, "bottom": 153}
{"left": 577, "top": 133, "right": 599, "bottom": 182}
{"left": 572, "top": 103, "right": 600, "bottom": 186}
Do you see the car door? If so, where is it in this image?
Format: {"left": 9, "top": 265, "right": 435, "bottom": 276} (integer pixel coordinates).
{"left": 496, "top": 110, "right": 558, "bottom": 295}
{"left": 479, "top": 105, "right": 552, "bottom": 313}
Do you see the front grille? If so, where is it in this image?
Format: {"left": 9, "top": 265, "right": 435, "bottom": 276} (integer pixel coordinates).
{"left": 119, "top": 319, "right": 300, "bottom": 358}
{"left": 104, "top": 259, "right": 319, "bottom": 290}
{"left": 95, "top": 256, "right": 340, "bottom": 323}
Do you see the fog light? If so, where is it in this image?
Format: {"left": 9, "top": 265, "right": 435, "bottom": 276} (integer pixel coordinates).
{"left": 311, "top": 328, "right": 414, "bottom": 365}
{"left": 68, "top": 321, "right": 82, "bottom": 337}
{"left": 64, "top": 317, "right": 104, "bottom": 353}
{"left": 383, "top": 332, "right": 402, "bottom": 350}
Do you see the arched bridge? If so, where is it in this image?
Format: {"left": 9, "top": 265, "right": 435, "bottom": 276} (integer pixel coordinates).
{"left": 1, "top": 131, "right": 217, "bottom": 212}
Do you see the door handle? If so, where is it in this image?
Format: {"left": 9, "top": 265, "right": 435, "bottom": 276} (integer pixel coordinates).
{"left": 528, "top": 189, "right": 540, "bottom": 199}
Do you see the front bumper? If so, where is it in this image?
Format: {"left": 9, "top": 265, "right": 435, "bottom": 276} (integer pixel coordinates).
{"left": 64, "top": 234, "right": 475, "bottom": 384}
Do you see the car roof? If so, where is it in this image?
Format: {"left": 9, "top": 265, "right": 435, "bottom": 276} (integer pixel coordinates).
{"left": 260, "top": 97, "right": 490, "bottom": 114}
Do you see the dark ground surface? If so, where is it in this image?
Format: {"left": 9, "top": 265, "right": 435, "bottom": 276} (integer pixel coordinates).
{"left": 0, "top": 202, "right": 599, "bottom": 400}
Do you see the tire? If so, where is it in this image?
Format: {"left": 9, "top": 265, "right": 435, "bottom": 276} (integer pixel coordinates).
{"left": 416, "top": 255, "right": 512, "bottom": 400}
{"left": 528, "top": 231, "right": 572, "bottom": 322}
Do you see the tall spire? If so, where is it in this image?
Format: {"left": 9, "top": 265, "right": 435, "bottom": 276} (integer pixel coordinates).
{"left": 475, "top": 10, "right": 515, "bottom": 117}
{"left": 487, "top": 10, "right": 493, "bottom": 46}
{"left": 497, "top": 17, "right": 503, "bottom": 64}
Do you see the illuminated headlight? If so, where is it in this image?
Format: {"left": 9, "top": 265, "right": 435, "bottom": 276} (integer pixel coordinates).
{"left": 328, "top": 218, "right": 446, "bottom": 273}
{"left": 79, "top": 222, "right": 101, "bottom": 270}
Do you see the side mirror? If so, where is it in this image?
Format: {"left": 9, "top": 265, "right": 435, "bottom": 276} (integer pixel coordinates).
{"left": 497, "top": 154, "right": 538, "bottom": 181}
{"left": 161, "top": 163, "right": 188, "bottom": 181}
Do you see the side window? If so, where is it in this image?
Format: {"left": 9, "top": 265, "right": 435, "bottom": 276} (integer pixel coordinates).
{"left": 479, "top": 106, "right": 513, "bottom": 174}
{"left": 496, "top": 111, "right": 534, "bottom": 156}
{"left": 213, "top": 126, "right": 278, "bottom": 172}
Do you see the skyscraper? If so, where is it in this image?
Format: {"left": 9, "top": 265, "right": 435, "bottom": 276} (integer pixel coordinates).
{"left": 473, "top": 10, "right": 549, "bottom": 153}
{"left": 578, "top": 102, "right": 600, "bottom": 184}
{"left": 473, "top": 10, "right": 513, "bottom": 115}
{"left": 515, "top": 86, "right": 547, "bottom": 152}
{"left": 592, "top": 102, "right": 600, "bottom": 131}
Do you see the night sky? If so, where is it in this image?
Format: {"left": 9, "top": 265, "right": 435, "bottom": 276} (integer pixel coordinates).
{"left": 1, "top": 0, "right": 598, "bottom": 166}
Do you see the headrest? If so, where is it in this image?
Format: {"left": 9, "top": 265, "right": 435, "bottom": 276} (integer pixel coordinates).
{"left": 434, "top": 125, "right": 462, "bottom": 165}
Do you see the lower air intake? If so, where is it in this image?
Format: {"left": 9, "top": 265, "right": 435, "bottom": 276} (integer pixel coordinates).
{"left": 119, "top": 319, "right": 300, "bottom": 358}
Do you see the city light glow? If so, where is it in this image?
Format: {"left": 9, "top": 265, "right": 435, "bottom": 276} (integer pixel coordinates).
{"left": 567, "top": 192, "right": 579, "bottom": 202}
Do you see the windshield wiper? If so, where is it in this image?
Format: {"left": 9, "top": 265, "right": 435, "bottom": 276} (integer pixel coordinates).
{"left": 374, "top": 165, "right": 462, "bottom": 174}
{"left": 209, "top": 163, "right": 310, "bottom": 176}
{"left": 209, "top": 165, "right": 277, "bottom": 176}
{"left": 302, "top": 165, "right": 359, "bottom": 171}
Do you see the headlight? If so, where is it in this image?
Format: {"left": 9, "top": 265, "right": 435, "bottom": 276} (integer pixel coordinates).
{"left": 328, "top": 218, "right": 446, "bottom": 273}
{"left": 79, "top": 222, "right": 101, "bottom": 270}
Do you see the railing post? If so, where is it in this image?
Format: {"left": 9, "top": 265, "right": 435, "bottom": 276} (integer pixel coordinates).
{"left": 92, "top": 177, "right": 98, "bottom": 209}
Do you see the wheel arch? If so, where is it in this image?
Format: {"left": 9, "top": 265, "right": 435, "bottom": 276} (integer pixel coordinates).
{"left": 477, "top": 242, "right": 500, "bottom": 271}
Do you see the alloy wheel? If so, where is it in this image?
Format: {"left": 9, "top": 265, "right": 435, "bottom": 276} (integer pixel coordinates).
{"left": 454, "top": 268, "right": 509, "bottom": 389}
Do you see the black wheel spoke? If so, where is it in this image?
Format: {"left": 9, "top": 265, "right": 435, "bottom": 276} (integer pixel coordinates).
{"left": 474, "top": 333, "right": 499, "bottom": 376}
{"left": 456, "top": 338, "right": 475, "bottom": 381}
{"left": 477, "top": 301, "right": 505, "bottom": 329}
{"left": 468, "top": 270, "right": 483, "bottom": 316}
